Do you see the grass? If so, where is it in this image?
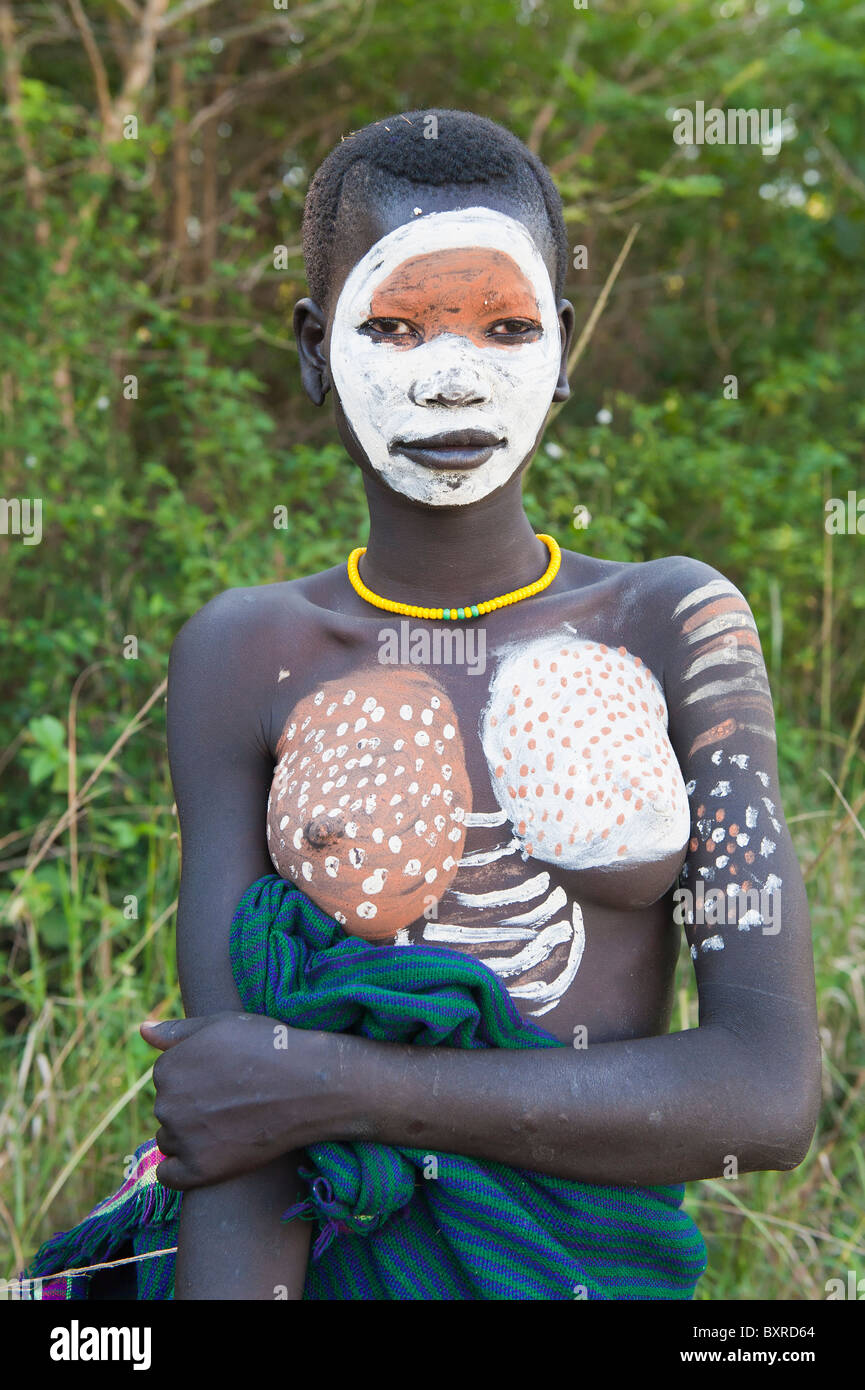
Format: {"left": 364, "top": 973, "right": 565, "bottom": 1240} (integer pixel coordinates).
{"left": 1, "top": 681, "right": 863, "bottom": 1298}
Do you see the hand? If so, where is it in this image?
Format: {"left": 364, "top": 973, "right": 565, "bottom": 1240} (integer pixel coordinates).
{"left": 139, "top": 1013, "right": 354, "bottom": 1190}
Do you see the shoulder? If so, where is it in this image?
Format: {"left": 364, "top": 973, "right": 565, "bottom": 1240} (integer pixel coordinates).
{"left": 612, "top": 555, "right": 764, "bottom": 699}
{"left": 170, "top": 580, "right": 299, "bottom": 658}
{"left": 166, "top": 581, "right": 310, "bottom": 748}
{"left": 169, "top": 561, "right": 349, "bottom": 661}
{"left": 168, "top": 579, "right": 319, "bottom": 691}
{"left": 559, "top": 548, "right": 751, "bottom": 614}
{"left": 619, "top": 555, "right": 760, "bottom": 655}
{"left": 623, "top": 554, "right": 752, "bottom": 616}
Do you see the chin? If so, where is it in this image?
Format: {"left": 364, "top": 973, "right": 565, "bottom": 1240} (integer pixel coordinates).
{"left": 373, "top": 453, "right": 526, "bottom": 508}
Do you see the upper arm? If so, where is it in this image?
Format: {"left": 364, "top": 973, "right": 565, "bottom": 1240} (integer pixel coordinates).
{"left": 167, "top": 589, "right": 313, "bottom": 1298}
{"left": 657, "top": 558, "right": 820, "bottom": 1144}
{"left": 167, "top": 588, "right": 277, "bottom": 1015}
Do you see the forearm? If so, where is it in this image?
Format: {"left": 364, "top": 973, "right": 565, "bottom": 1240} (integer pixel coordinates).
{"left": 175, "top": 1151, "right": 312, "bottom": 1300}
{"left": 334, "top": 1018, "right": 818, "bottom": 1185}
{"left": 173, "top": 878, "right": 314, "bottom": 1298}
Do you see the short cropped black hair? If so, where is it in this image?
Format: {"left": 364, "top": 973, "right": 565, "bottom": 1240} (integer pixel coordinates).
{"left": 302, "top": 108, "right": 569, "bottom": 309}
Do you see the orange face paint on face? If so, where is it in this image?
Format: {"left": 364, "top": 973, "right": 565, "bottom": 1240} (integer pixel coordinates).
{"left": 367, "top": 247, "right": 541, "bottom": 349}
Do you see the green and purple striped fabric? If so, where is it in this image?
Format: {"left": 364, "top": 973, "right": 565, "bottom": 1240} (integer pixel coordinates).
{"left": 24, "top": 874, "right": 707, "bottom": 1300}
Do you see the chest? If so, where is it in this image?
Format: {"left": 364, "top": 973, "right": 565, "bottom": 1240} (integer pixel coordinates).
{"left": 266, "top": 626, "right": 691, "bottom": 940}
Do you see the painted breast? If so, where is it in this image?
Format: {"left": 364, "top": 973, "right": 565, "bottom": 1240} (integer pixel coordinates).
{"left": 266, "top": 667, "right": 473, "bottom": 939}
{"left": 479, "top": 632, "right": 691, "bottom": 869}
{"left": 266, "top": 630, "right": 691, "bottom": 957}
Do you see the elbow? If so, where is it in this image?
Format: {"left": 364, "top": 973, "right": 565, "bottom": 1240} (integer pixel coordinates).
{"left": 777, "top": 1072, "right": 822, "bottom": 1170}
{"left": 774, "top": 1131, "right": 814, "bottom": 1172}
{"left": 740, "top": 1046, "right": 822, "bottom": 1173}
{"left": 769, "top": 1104, "right": 819, "bottom": 1171}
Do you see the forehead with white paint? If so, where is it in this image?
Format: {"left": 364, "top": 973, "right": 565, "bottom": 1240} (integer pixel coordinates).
{"left": 332, "top": 206, "right": 558, "bottom": 333}
{"left": 329, "top": 207, "right": 562, "bottom": 507}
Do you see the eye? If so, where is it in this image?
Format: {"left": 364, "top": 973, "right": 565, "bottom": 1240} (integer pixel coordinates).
{"left": 359, "top": 317, "right": 419, "bottom": 342}
{"left": 488, "top": 319, "right": 543, "bottom": 340}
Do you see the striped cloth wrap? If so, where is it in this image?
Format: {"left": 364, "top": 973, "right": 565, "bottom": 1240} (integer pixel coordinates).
{"left": 23, "top": 873, "right": 707, "bottom": 1300}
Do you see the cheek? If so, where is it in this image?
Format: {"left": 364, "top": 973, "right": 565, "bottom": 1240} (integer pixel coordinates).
{"left": 333, "top": 326, "right": 400, "bottom": 394}
{"left": 508, "top": 333, "right": 562, "bottom": 381}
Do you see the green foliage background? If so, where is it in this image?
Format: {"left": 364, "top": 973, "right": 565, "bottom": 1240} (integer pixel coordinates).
{"left": 1, "top": 0, "right": 863, "bottom": 1300}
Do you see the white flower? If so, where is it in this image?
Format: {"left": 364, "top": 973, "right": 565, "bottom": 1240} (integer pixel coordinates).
{"left": 596, "top": 408, "right": 612, "bottom": 425}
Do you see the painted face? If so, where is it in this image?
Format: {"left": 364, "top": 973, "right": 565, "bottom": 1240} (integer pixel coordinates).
{"left": 329, "top": 208, "right": 562, "bottom": 506}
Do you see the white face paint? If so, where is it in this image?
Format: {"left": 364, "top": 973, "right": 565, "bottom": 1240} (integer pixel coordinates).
{"left": 329, "top": 207, "right": 562, "bottom": 507}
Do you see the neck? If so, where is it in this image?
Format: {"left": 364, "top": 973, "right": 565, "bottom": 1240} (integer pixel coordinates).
{"left": 357, "top": 471, "right": 549, "bottom": 606}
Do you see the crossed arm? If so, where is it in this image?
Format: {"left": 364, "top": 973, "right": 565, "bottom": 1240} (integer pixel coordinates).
{"left": 151, "top": 567, "right": 821, "bottom": 1298}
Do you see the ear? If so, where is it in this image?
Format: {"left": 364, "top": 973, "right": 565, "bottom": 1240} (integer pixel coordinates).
{"left": 553, "top": 298, "right": 576, "bottom": 403}
{"left": 293, "top": 297, "right": 331, "bottom": 407}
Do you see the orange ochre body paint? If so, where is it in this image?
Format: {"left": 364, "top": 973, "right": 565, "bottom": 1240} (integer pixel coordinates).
{"left": 369, "top": 247, "right": 540, "bottom": 347}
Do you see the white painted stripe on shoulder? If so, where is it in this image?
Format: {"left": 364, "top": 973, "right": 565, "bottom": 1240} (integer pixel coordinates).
{"left": 682, "top": 647, "right": 763, "bottom": 681}
{"left": 740, "top": 722, "right": 777, "bottom": 742}
{"left": 681, "top": 676, "right": 772, "bottom": 705}
{"left": 685, "top": 612, "right": 757, "bottom": 644}
{"left": 672, "top": 579, "right": 739, "bottom": 618}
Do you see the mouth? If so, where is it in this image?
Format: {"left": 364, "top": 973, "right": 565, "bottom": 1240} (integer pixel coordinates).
{"left": 391, "top": 429, "right": 506, "bottom": 470}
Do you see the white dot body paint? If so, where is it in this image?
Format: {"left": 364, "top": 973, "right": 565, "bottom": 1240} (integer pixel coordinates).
{"left": 328, "top": 208, "right": 563, "bottom": 507}
{"left": 479, "top": 632, "right": 691, "bottom": 869}
{"left": 268, "top": 669, "right": 471, "bottom": 937}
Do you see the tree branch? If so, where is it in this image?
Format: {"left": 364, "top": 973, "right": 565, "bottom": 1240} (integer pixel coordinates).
{"left": 0, "top": 0, "right": 51, "bottom": 244}
{"left": 157, "top": 0, "right": 220, "bottom": 31}
{"left": 66, "top": 0, "right": 114, "bottom": 130}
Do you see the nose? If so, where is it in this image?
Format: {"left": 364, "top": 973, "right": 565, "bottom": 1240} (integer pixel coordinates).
{"left": 408, "top": 340, "right": 492, "bottom": 408}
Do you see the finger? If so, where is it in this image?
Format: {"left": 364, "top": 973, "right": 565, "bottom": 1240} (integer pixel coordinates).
{"left": 139, "top": 1018, "right": 206, "bottom": 1050}
{"left": 155, "top": 1155, "right": 199, "bottom": 1191}
{"left": 154, "top": 1126, "right": 174, "bottom": 1157}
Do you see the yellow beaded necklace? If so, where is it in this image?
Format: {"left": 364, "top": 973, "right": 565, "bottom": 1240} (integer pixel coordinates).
{"left": 347, "top": 533, "right": 561, "bottom": 621}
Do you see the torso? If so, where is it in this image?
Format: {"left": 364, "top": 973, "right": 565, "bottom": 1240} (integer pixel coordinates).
{"left": 260, "top": 551, "right": 690, "bottom": 1046}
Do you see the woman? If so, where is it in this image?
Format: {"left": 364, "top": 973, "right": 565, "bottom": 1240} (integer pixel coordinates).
{"left": 29, "top": 108, "right": 821, "bottom": 1301}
